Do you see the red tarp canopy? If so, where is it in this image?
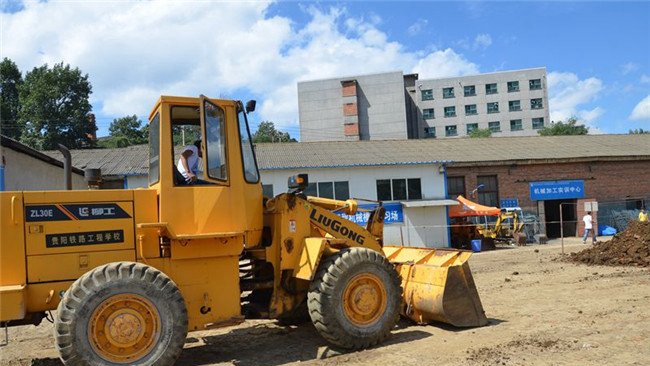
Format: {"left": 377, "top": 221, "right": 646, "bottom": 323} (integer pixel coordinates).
{"left": 449, "top": 195, "right": 501, "bottom": 218}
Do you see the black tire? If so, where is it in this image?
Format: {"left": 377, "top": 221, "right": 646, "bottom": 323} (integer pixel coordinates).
{"left": 55, "top": 262, "right": 188, "bottom": 366}
{"left": 307, "top": 248, "right": 401, "bottom": 349}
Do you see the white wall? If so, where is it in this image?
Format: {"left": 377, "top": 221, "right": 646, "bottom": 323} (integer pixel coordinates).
{"left": 260, "top": 164, "right": 451, "bottom": 248}
{"left": 2, "top": 147, "right": 86, "bottom": 191}
{"left": 126, "top": 175, "right": 148, "bottom": 189}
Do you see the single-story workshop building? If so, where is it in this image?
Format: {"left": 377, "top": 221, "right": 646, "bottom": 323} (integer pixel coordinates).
{"left": 42, "top": 134, "right": 650, "bottom": 244}
{"left": 1, "top": 135, "right": 86, "bottom": 191}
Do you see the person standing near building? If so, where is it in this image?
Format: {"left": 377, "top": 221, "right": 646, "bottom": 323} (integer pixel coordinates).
{"left": 640, "top": 208, "right": 648, "bottom": 222}
{"left": 582, "top": 211, "right": 596, "bottom": 244}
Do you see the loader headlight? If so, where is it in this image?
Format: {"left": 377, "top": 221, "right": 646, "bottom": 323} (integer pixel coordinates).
{"left": 288, "top": 174, "right": 309, "bottom": 191}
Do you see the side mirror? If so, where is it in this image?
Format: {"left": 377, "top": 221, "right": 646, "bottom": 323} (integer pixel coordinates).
{"left": 245, "top": 100, "right": 256, "bottom": 113}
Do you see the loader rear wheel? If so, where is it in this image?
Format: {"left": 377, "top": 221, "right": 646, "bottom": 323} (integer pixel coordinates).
{"left": 307, "top": 248, "right": 401, "bottom": 349}
{"left": 55, "top": 262, "right": 188, "bottom": 366}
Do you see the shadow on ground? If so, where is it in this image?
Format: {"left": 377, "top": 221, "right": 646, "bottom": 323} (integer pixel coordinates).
{"left": 178, "top": 320, "right": 431, "bottom": 366}
{"left": 29, "top": 319, "right": 446, "bottom": 366}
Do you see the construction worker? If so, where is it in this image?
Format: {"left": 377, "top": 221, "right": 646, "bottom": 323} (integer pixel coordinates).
{"left": 640, "top": 208, "right": 648, "bottom": 222}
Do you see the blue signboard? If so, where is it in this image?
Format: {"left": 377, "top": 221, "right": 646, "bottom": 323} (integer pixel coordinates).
{"left": 500, "top": 198, "right": 519, "bottom": 208}
{"left": 529, "top": 180, "right": 585, "bottom": 201}
{"left": 337, "top": 202, "right": 403, "bottom": 225}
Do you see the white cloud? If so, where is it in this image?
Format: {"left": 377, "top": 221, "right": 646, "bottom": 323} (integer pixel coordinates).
{"left": 407, "top": 19, "right": 428, "bottom": 36}
{"left": 473, "top": 34, "right": 492, "bottom": 50}
{"left": 2, "top": 3, "right": 483, "bottom": 130}
{"left": 547, "top": 72, "right": 604, "bottom": 126}
{"left": 455, "top": 33, "right": 492, "bottom": 51}
{"left": 621, "top": 62, "right": 639, "bottom": 75}
{"left": 640, "top": 74, "right": 650, "bottom": 84}
{"left": 630, "top": 95, "right": 650, "bottom": 120}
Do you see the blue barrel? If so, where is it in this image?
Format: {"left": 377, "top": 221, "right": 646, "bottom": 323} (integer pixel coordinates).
{"left": 471, "top": 239, "right": 482, "bottom": 252}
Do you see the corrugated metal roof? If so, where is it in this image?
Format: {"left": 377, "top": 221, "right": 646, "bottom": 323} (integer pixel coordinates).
{"left": 256, "top": 134, "right": 650, "bottom": 170}
{"left": 41, "top": 134, "right": 650, "bottom": 176}
{"left": 44, "top": 144, "right": 149, "bottom": 176}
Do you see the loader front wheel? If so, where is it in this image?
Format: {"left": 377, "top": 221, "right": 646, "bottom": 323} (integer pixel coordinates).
{"left": 55, "top": 262, "right": 188, "bottom": 366}
{"left": 308, "top": 248, "right": 401, "bottom": 349}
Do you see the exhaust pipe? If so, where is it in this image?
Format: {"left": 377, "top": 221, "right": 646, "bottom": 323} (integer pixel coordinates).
{"left": 57, "top": 144, "right": 72, "bottom": 190}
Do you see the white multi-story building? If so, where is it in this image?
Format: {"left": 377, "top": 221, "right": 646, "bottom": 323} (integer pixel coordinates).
{"left": 297, "top": 68, "right": 550, "bottom": 141}
{"left": 411, "top": 68, "right": 550, "bottom": 138}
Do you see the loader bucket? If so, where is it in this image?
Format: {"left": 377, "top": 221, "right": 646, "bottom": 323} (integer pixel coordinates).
{"left": 383, "top": 246, "right": 488, "bottom": 328}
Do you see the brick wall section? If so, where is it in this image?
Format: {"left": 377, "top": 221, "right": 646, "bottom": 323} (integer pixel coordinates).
{"left": 343, "top": 103, "right": 358, "bottom": 116}
{"left": 447, "top": 159, "right": 650, "bottom": 214}
{"left": 341, "top": 81, "right": 357, "bottom": 97}
{"left": 344, "top": 123, "right": 359, "bottom": 136}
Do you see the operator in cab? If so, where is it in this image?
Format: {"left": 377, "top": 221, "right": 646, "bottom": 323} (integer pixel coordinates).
{"left": 177, "top": 139, "right": 203, "bottom": 184}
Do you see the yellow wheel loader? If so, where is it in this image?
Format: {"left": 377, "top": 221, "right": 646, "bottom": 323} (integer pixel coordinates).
{"left": 0, "top": 95, "right": 487, "bottom": 365}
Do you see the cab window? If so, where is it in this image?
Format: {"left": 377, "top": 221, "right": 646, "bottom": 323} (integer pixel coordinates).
{"left": 170, "top": 106, "right": 203, "bottom": 185}
{"left": 238, "top": 108, "right": 259, "bottom": 183}
{"left": 204, "top": 100, "right": 227, "bottom": 181}
{"left": 148, "top": 112, "right": 160, "bottom": 185}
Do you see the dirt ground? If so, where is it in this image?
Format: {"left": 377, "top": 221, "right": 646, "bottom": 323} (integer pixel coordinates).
{"left": 2, "top": 236, "right": 649, "bottom": 366}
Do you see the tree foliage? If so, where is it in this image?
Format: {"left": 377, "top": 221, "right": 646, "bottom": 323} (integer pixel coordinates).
{"left": 0, "top": 58, "right": 23, "bottom": 140}
{"left": 18, "top": 62, "right": 95, "bottom": 149}
{"left": 629, "top": 128, "right": 649, "bottom": 134}
{"left": 468, "top": 128, "right": 492, "bottom": 138}
{"left": 252, "top": 121, "right": 296, "bottom": 143}
{"left": 537, "top": 117, "right": 589, "bottom": 136}
{"left": 99, "top": 115, "right": 148, "bottom": 148}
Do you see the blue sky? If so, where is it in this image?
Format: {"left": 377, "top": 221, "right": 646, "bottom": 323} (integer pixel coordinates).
{"left": 1, "top": 1, "right": 649, "bottom": 139}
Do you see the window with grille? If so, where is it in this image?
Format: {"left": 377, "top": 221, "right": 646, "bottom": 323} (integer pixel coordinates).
{"left": 443, "top": 87, "right": 455, "bottom": 98}
{"left": 376, "top": 178, "right": 422, "bottom": 201}
{"left": 421, "top": 89, "right": 434, "bottom": 101}
{"left": 507, "top": 81, "right": 519, "bottom": 92}
{"left": 477, "top": 175, "right": 499, "bottom": 207}
{"left": 447, "top": 176, "right": 466, "bottom": 198}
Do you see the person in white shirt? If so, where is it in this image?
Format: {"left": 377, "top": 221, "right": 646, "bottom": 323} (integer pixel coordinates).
{"left": 582, "top": 211, "right": 596, "bottom": 244}
{"left": 177, "top": 140, "right": 202, "bottom": 184}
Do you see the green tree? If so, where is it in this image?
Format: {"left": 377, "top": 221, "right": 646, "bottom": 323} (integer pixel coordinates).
{"left": 537, "top": 117, "right": 589, "bottom": 136}
{"left": 99, "top": 115, "right": 148, "bottom": 148}
{"left": 629, "top": 128, "right": 649, "bottom": 134}
{"left": 18, "top": 62, "right": 95, "bottom": 149}
{"left": 468, "top": 128, "right": 492, "bottom": 138}
{"left": 0, "top": 58, "right": 23, "bottom": 139}
{"left": 252, "top": 121, "right": 296, "bottom": 143}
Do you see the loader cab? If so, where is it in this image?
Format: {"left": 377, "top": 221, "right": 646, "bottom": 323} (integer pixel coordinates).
{"left": 147, "top": 96, "right": 263, "bottom": 246}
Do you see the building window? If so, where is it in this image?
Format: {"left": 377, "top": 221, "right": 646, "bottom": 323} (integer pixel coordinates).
{"left": 466, "top": 123, "right": 479, "bottom": 134}
{"left": 507, "top": 81, "right": 519, "bottom": 93}
{"left": 447, "top": 176, "right": 465, "bottom": 198}
{"left": 488, "top": 121, "right": 501, "bottom": 132}
{"left": 477, "top": 175, "right": 499, "bottom": 207}
{"left": 465, "top": 104, "right": 478, "bottom": 115}
{"left": 508, "top": 100, "right": 521, "bottom": 111}
{"left": 424, "top": 127, "right": 436, "bottom": 138}
{"left": 532, "top": 117, "right": 545, "bottom": 129}
{"left": 510, "top": 119, "right": 523, "bottom": 131}
{"left": 464, "top": 85, "right": 476, "bottom": 97}
{"left": 485, "top": 83, "right": 498, "bottom": 95}
{"left": 303, "top": 181, "right": 350, "bottom": 200}
{"left": 423, "top": 108, "right": 435, "bottom": 119}
{"left": 487, "top": 102, "right": 499, "bottom": 114}
{"left": 421, "top": 89, "right": 434, "bottom": 101}
{"left": 529, "top": 79, "right": 542, "bottom": 90}
{"left": 444, "top": 106, "right": 456, "bottom": 117}
{"left": 531, "top": 98, "right": 543, "bottom": 110}
{"left": 377, "top": 178, "right": 422, "bottom": 201}
{"left": 445, "top": 125, "right": 458, "bottom": 136}
{"left": 443, "top": 87, "right": 455, "bottom": 99}
{"left": 262, "top": 184, "right": 274, "bottom": 197}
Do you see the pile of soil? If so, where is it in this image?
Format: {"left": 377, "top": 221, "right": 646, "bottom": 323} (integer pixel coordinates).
{"left": 570, "top": 221, "right": 650, "bottom": 267}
